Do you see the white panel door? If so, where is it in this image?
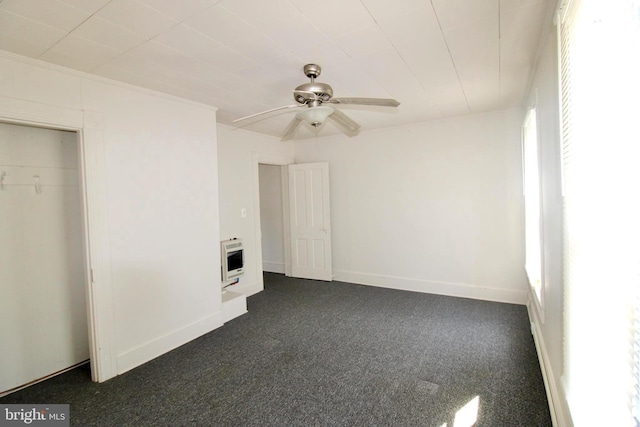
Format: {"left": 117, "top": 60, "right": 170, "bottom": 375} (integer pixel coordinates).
{"left": 288, "top": 162, "right": 332, "bottom": 281}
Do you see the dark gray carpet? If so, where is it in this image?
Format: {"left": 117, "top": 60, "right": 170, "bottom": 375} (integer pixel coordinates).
{"left": 1, "top": 273, "right": 551, "bottom": 426}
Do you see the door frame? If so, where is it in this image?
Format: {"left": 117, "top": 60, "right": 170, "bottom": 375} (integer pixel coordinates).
{"left": 0, "top": 97, "right": 116, "bottom": 383}
{"left": 251, "top": 152, "right": 294, "bottom": 293}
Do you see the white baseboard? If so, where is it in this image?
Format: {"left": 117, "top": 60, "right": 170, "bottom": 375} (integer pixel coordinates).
{"left": 116, "top": 312, "right": 224, "bottom": 375}
{"left": 527, "top": 300, "right": 573, "bottom": 427}
{"left": 263, "top": 261, "right": 285, "bottom": 274}
{"left": 333, "top": 270, "right": 528, "bottom": 305}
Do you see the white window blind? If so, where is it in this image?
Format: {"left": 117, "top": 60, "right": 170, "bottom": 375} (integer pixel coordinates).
{"left": 559, "top": 0, "right": 640, "bottom": 425}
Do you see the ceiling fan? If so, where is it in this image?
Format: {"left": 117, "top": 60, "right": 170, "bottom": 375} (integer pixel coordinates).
{"left": 233, "top": 64, "right": 400, "bottom": 141}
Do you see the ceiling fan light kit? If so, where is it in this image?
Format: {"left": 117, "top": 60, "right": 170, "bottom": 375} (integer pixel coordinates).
{"left": 233, "top": 64, "right": 400, "bottom": 141}
{"left": 296, "top": 106, "right": 334, "bottom": 128}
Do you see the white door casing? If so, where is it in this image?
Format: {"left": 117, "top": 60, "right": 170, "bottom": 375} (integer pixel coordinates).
{"left": 0, "top": 97, "right": 116, "bottom": 384}
{"left": 288, "top": 162, "right": 332, "bottom": 281}
{"left": 252, "top": 152, "right": 294, "bottom": 295}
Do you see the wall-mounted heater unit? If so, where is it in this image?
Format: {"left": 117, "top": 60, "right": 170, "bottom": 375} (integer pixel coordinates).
{"left": 221, "top": 239, "right": 244, "bottom": 281}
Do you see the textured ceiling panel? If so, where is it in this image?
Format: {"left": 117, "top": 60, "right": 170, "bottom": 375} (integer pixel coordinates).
{"left": 0, "top": 0, "right": 553, "bottom": 140}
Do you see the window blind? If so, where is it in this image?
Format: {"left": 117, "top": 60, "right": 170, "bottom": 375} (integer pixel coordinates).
{"left": 559, "top": 0, "right": 640, "bottom": 425}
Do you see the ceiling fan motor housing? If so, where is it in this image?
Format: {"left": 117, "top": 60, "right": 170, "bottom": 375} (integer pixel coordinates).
{"left": 294, "top": 64, "right": 333, "bottom": 104}
{"left": 294, "top": 82, "right": 334, "bottom": 104}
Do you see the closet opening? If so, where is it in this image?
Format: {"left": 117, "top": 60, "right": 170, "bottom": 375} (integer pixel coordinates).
{"left": 0, "top": 121, "right": 90, "bottom": 396}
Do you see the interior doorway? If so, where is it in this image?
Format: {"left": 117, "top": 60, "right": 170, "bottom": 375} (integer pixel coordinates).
{"left": 0, "top": 122, "right": 89, "bottom": 396}
{"left": 256, "top": 160, "right": 333, "bottom": 283}
{"left": 258, "top": 164, "right": 286, "bottom": 274}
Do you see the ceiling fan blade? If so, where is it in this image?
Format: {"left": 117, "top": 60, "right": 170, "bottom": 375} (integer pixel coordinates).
{"left": 233, "top": 105, "right": 301, "bottom": 123}
{"left": 330, "top": 109, "right": 361, "bottom": 134}
{"left": 281, "top": 117, "right": 303, "bottom": 141}
{"left": 329, "top": 97, "right": 400, "bottom": 107}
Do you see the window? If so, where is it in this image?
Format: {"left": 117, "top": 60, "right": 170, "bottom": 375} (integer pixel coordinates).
{"left": 558, "top": 0, "right": 640, "bottom": 424}
{"left": 522, "top": 107, "right": 543, "bottom": 311}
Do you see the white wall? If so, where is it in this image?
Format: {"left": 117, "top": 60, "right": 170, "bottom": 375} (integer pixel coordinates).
{"left": 294, "top": 108, "right": 528, "bottom": 304}
{"left": 0, "top": 51, "right": 221, "bottom": 381}
{"left": 86, "top": 81, "right": 222, "bottom": 372}
{"left": 217, "top": 125, "right": 294, "bottom": 296}
{"left": 525, "top": 22, "right": 571, "bottom": 425}
{"left": 259, "top": 164, "right": 285, "bottom": 273}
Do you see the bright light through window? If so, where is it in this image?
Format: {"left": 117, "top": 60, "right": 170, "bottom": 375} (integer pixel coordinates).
{"left": 522, "top": 108, "right": 543, "bottom": 307}
{"left": 436, "top": 396, "right": 480, "bottom": 427}
{"left": 559, "top": 0, "right": 640, "bottom": 424}
{"left": 453, "top": 396, "right": 480, "bottom": 427}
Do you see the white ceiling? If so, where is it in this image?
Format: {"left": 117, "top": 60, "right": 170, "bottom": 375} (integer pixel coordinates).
{"left": 0, "top": 0, "right": 553, "bottom": 140}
